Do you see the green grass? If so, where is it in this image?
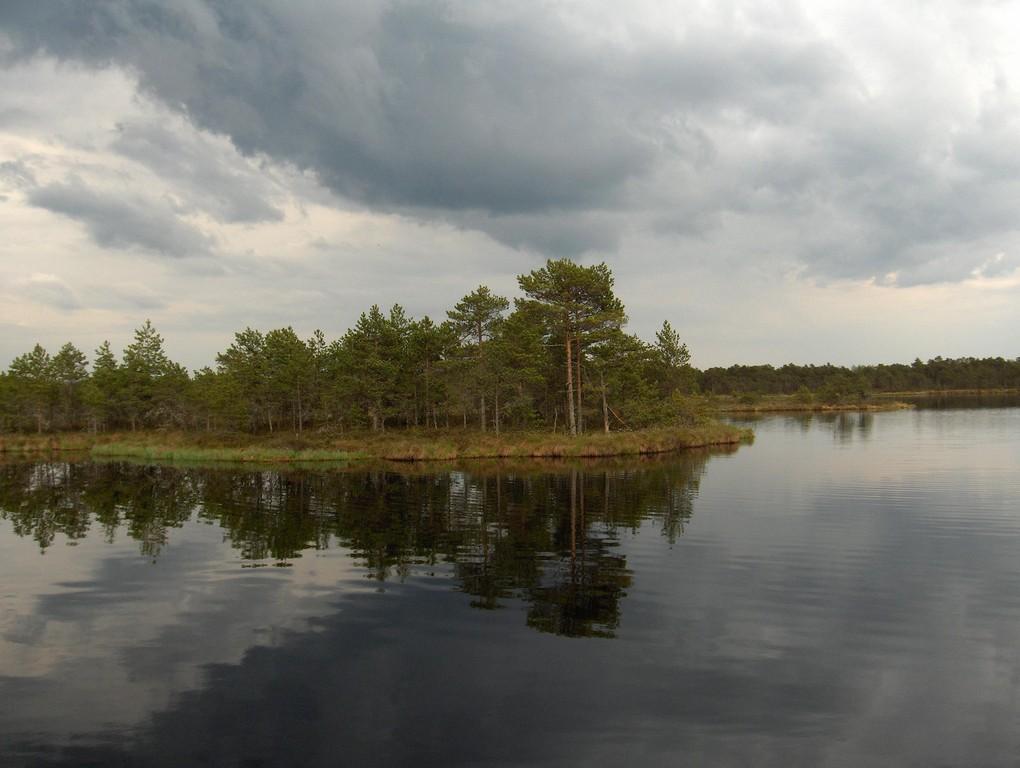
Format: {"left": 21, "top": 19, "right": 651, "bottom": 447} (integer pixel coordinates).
{"left": 1, "top": 421, "right": 751, "bottom": 464}
{"left": 0, "top": 432, "right": 96, "bottom": 453}
{"left": 88, "top": 443, "right": 366, "bottom": 463}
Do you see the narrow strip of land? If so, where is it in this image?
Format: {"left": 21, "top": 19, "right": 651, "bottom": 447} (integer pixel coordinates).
{"left": 714, "top": 396, "right": 914, "bottom": 414}
{"left": 0, "top": 422, "right": 752, "bottom": 463}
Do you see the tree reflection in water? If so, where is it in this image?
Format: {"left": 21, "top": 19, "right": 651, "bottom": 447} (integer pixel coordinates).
{"left": 0, "top": 450, "right": 728, "bottom": 638}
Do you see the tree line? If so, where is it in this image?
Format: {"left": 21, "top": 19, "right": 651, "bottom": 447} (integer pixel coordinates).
{"left": 2, "top": 257, "right": 1017, "bottom": 434}
{"left": 701, "top": 357, "right": 1020, "bottom": 401}
{"left": 1, "top": 260, "right": 696, "bottom": 435}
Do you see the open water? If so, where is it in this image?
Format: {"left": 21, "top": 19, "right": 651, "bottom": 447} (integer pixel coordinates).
{"left": 1, "top": 404, "right": 1019, "bottom": 766}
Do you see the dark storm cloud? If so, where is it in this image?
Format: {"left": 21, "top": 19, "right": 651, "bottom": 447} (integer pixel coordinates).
{"left": 458, "top": 211, "right": 623, "bottom": 257}
{"left": 0, "top": 3, "right": 839, "bottom": 219}
{"left": 0, "top": 0, "right": 658, "bottom": 213}
{"left": 1, "top": 0, "right": 1018, "bottom": 283}
{"left": 28, "top": 179, "right": 213, "bottom": 258}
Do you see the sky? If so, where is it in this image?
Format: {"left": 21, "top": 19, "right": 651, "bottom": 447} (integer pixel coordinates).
{"left": 1, "top": 0, "right": 1018, "bottom": 370}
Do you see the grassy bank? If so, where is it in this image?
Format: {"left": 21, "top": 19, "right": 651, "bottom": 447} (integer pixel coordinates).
{"left": 714, "top": 395, "right": 914, "bottom": 414}
{"left": 0, "top": 421, "right": 752, "bottom": 463}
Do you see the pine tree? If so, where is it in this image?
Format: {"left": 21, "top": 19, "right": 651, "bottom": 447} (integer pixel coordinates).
{"left": 216, "top": 328, "right": 268, "bottom": 432}
{"left": 518, "top": 260, "right": 625, "bottom": 435}
{"left": 8, "top": 344, "right": 55, "bottom": 433}
{"left": 264, "top": 327, "right": 313, "bottom": 433}
{"left": 341, "top": 305, "right": 401, "bottom": 430}
{"left": 446, "top": 286, "right": 509, "bottom": 431}
{"left": 51, "top": 342, "right": 88, "bottom": 430}
{"left": 121, "top": 320, "right": 176, "bottom": 430}
{"left": 83, "top": 341, "right": 122, "bottom": 431}
{"left": 654, "top": 320, "right": 693, "bottom": 396}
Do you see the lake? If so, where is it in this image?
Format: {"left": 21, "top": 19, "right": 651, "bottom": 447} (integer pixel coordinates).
{"left": 2, "top": 405, "right": 1019, "bottom": 766}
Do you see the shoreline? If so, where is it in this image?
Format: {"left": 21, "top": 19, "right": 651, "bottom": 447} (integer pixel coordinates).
{"left": 0, "top": 422, "right": 753, "bottom": 463}
{"left": 714, "top": 386, "right": 1020, "bottom": 414}
{"left": 717, "top": 400, "right": 914, "bottom": 414}
{"left": 871, "top": 387, "right": 1020, "bottom": 397}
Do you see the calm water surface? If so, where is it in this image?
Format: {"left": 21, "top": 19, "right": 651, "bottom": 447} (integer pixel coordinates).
{"left": 1, "top": 407, "right": 1019, "bottom": 766}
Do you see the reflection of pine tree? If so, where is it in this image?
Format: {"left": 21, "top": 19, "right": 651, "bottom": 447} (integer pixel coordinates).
{"left": 0, "top": 463, "right": 90, "bottom": 549}
{"left": 525, "top": 470, "right": 631, "bottom": 638}
{"left": 0, "top": 462, "right": 199, "bottom": 556}
{"left": 0, "top": 451, "right": 720, "bottom": 635}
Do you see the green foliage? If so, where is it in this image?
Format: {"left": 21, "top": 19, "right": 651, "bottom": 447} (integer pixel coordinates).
{"left": 446, "top": 286, "right": 509, "bottom": 345}
{"left": 5, "top": 261, "right": 1016, "bottom": 436}
{"left": 339, "top": 305, "right": 405, "bottom": 430}
{"left": 82, "top": 341, "right": 121, "bottom": 430}
{"left": 51, "top": 343, "right": 88, "bottom": 429}
{"left": 120, "top": 320, "right": 180, "bottom": 430}
{"left": 446, "top": 286, "right": 510, "bottom": 431}
{"left": 517, "top": 259, "right": 626, "bottom": 435}
{"left": 667, "top": 392, "right": 711, "bottom": 427}
{"left": 794, "top": 385, "right": 814, "bottom": 404}
{"left": 654, "top": 320, "right": 695, "bottom": 397}
{"left": 7, "top": 344, "right": 55, "bottom": 432}
{"left": 699, "top": 357, "right": 1018, "bottom": 397}
{"left": 655, "top": 320, "right": 691, "bottom": 369}
{"left": 815, "top": 373, "right": 871, "bottom": 405}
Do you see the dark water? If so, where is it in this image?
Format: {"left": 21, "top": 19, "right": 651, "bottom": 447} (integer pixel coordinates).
{"left": 2, "top": 408, "right": 1019, "bottom": 767}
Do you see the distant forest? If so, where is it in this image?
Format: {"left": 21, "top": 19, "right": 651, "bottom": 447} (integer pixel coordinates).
{"left": 3, "top": 258, "right": 1018, "bottom": 435}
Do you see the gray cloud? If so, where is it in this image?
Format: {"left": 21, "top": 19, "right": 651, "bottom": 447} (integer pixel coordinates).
{"left": 0, "top": 158, "right": 35, "bottom": 187}
{"left": 16, "top": 274, "right": 80, "bottom": 311}
{"left": 0, "top": 2, "right": 842, "bottom": 246}
{"left": 111, "top": 119, "right": 283, "bottom": 223}
{"left": 455, "top": 211, "right": 622, "bottom": 257}
{"left": 27, "top": 178, "right": 213, "bottom": 258}
{"left": 0, "top": 1, "right": 656, "bottom": 214}
{"left": 86, "top": 282, "right": 169, "bottom": 311}
{"left": 1, "top": 0, "right": 1019, "bottom": 285}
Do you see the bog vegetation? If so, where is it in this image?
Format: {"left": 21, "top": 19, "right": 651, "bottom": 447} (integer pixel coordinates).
{"left": 2, "top": 258, "right": 1018, "bottom": 436}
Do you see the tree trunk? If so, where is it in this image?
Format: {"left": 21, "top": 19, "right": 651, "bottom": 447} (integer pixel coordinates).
{"left": 553, "top": 405, "right": 559, "bottom": 433}
{"left": 494, "top": 389, "right": 500, "bottom": 435}
{"left": 565, "top": 333, "right": 577, "bottom": 436}
{"left": 477, "top": 324, "right": 487, "bottom": 433}
{"left": 600, "top": 369, "right": 610, "bottom": 434}
{"left": 576, "top": 339, "right": 583, "bottom": 434}
{"left": 424, "top": 363, "right": 431, "bottom": 429}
